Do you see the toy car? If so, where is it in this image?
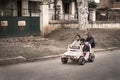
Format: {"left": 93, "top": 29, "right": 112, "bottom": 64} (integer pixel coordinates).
{"left": 61, "top": 44, "right": 95, "bottom": 65}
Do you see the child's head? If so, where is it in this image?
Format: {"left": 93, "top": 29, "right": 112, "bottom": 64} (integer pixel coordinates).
{"left": 75, "top": 34, "right": 81, "bottom": 41}
{"left": 80, "top": 38, "right": 85, "bottom": 45}
{"left": 87, "top": 32, "right": 92, "bottom": 38}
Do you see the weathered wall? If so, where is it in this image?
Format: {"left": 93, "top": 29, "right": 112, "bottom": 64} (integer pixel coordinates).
{"left": 89, "top": 22, "right": 120, "bottom": 29}
{"left": 113, "top": 2, "right": 120, "bottom": 8}
{"left": 45, "top": 21, "right": 120, "bottom": 35}
{"left": 44, "top": 21, "right": 79, "bottom": 34}
{"left": 98, "top": 0, "right": 111, "bottom": 8}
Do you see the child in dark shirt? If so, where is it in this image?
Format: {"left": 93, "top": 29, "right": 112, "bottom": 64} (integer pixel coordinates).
{"left": 80, "top": 38, "right": 90, "bottom": 56}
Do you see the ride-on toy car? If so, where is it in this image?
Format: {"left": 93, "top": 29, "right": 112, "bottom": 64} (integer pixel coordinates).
{"left": 61, "top": 44, "right": 95, "bottom": 65}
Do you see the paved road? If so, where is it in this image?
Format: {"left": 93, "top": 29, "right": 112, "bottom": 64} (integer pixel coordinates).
{"left": 0, "top": 49, "right": 120, "bottom": 80}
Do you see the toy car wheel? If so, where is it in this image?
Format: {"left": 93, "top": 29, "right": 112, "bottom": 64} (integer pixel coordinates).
{"left": 78, "top": 57, "right": 85, "bottom": 65}
{"left": 61, "top": 58, "right": 68, "bottom": 64}
{"left": 88, "top": 53, "right": 95, "bottom": 62}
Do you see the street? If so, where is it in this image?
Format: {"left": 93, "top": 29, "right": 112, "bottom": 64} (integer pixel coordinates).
{"left": 0, "top": 49, "right": 120, "bottom": 80}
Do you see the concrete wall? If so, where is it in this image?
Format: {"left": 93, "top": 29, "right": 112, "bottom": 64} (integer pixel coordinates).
{"left": 43, "top": 21, "right": 79, "bottom": 35}
{"left": 89, "top": 22, "right": 120, "bottom": 29}
{"left": 45, "top": 21, "right": 120, "bottom": 35}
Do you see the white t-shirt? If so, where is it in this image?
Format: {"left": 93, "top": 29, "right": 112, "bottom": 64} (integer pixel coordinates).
{"left": 72, "top": 40, "right": 81, "bottom": 46}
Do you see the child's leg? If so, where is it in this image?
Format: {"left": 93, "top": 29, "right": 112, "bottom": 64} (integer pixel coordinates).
{"left": 91, "top": 48, "right": 95, "bottom": 55}
{"left": 84, "top": 52, "right": 90, "bottom": 60}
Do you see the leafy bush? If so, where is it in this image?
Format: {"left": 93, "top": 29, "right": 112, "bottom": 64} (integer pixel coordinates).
{"left": 88, "top": 1, "right": 97, "bottom": 8}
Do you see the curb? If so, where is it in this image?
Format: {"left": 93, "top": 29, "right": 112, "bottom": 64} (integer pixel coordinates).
{"left": 21, "top": 47, "right": 120, "bottom": 62}
{"left": 28, "top": 47, "right": 120, "bottom": 61}
{"left": 94, "top": 47, "right": 120, "bottom": 52}
{"left": 0, "top": 47, "right": 119, "bottom": 65}
{"left": 27, "top": 54, "right": 62, "bottom": 62}
{"left": 0, "top": 56, "right": 26, "bottom": 65}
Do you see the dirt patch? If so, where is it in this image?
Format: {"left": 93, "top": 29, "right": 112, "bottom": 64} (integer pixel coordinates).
{"left": 0, "top": 28, "right": 120, "bottom": 59}
{"left": 0, "top": 36, "right": 66, "bottom": 59}
{"left": 47, "top": 28, "right": 120, "bottom": 48}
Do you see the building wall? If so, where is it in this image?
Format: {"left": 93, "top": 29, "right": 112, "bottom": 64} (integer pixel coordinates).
{"left": 44, "top": 21, "right": 79, "bottom": 34}
{"left": 98, "top": 0, "right": 120, "bottom": 9}
{"left": 89, "top": 22, "right": 120, "bottom": 29}
{"left": 44, "top": 21, "right": 120, "bottom": 35}
{"left": 0, "top": 0, "right": 12, "bottom": 9}
{"left": 98, "top": 0, "right": 112, "bottom": 8}
{"left": 112, "top": 2, "right": 120, "bottom": 9}
{"left": 0, "top": 0, "right": 17, "bottom": 16}
{"left": 0, "top": 0, "right": 41, "bottom": 17}
{"left": 49, "top": 0, "right": 77, "bottom": 20}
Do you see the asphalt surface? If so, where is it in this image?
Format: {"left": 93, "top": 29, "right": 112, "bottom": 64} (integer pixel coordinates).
{"left": 0, "top": 49, "right": 120, "bottom": 80}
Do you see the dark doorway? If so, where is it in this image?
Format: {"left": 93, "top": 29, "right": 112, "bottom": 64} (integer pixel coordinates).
{"left": 64, "top": 3, "right": 69, "bottom": 14}
{"left": 17, "top": 0, "right": 22, "bottom": 16}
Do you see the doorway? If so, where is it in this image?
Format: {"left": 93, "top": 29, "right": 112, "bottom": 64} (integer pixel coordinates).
{"left": 64, "top": 3, "right": 69, "bottom": 14}
{"left": 17, "top": 0, "right": 22, "bottom": 16}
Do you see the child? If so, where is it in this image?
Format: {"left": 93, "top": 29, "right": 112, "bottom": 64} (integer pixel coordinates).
{"left": 86, "top": 32, "right": 95, "bottom": 54}
{"left": 72, "top": 34, "right": 81, "bottom": 47}
{"left": 80, "top": 38, "right": 90, "bottom": 57}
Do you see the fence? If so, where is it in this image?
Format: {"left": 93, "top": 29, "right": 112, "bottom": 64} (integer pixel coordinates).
{"left": 49, "top": 9, "right": 78, "bottom": 21}
{"left": 96, "top": 9, "right": 120, "bottom": 21}
{"left": 0, "top": 8, "right": 40, "bottom": 37}
{"left": 50, "top": 14, "right": 78, "bottom": 21}
{"left": 0, "top": 17, "right": 40, "bottom": 37}
{"left": 0, "top": 8, "right": 40, "bottom": 17}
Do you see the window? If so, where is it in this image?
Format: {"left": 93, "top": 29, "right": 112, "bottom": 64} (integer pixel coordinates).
{"left": 17, "top": 0, "right": 22, "bottom": 16}
{"left": 115, "top": 0, "right": 120, "bottom": 2}
{"left": 29, "top": 1, "right": 40, "bottom": 13}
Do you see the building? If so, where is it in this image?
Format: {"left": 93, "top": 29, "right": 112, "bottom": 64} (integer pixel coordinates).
{"left": 0, "top": 0, "right": 89, "bottom": 36}
{"left": 0, "top": 0, "right": 41, "bottom": 17}
{"left": 0, "top": 0, "right": 42, "bottom": 36}
{"left": 0, "top": 0, "right": 78, "bottom": 36}
{"left": 0, "top": 0, "right": 78, "bottom": 23}
{"left": 98, "top": 0, "right": 120, "bottom": 9}
{"left": 49, "top": 0, "right": 78, "bottom": 21}
{"left": 96, "top": 0, "right": 120, "bottom": 21}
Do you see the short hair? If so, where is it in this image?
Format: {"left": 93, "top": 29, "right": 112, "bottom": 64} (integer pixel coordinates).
{"left": 80, "top": 38, "right": 85, "bottom": 42}
{"left": 75, "top": 34, "right": 81, "bottom": 38}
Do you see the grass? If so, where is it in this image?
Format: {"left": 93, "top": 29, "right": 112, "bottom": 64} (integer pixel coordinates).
{"left": 0, "top": 44, "right": 43, "bottom": 59}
